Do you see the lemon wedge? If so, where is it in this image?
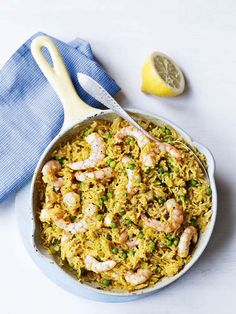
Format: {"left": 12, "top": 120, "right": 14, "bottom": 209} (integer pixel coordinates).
{"left": 141, "top": 51, "right": 185, "bottom": 97}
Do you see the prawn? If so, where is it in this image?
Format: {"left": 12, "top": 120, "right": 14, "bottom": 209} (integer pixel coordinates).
{"left": 141, "top": 198, "right": 183, "bottom": 233}
{"left": 41, "top": 160, "right": 64, "bottom": 188}
{"left": 75, "top": 167, "right": 113, "bottom": 182}
{"left": 115, "top": 126, "right": 155, "bottom": 167}
{"left": 84, "top": 255, "right": 116, "bottom": 273}
{"left": 154, "top": 142, "right": 182, "bottom": 161}
{"left": 63, "top": 192, "right": 80, "bottom": 210}
{"left": 68, "top": 133, "right": 105, "bottom": 170}
{"left": 126, "top": 238, "right": 141, "bottom": 248}
{"left": 178, "top": 226, "right": 198, "bottom": 258}
{"left": 125, "top": 269, "right": 152, "bottom": 286}
{"left": 122, "top": 156, "right": 141, "bottom": 195}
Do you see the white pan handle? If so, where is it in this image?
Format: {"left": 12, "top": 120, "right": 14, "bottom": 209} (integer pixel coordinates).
{"left": 31, "top": 35, "right": 100, "bottom": 129}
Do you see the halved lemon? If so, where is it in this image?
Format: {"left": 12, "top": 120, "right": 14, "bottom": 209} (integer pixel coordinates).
{"left": 141, "top": 51, "right": 185, "bottom": 97}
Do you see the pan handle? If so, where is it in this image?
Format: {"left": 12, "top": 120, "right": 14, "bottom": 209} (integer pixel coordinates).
{"left": 31, "top": 35, "right": 100, "bottom": 129}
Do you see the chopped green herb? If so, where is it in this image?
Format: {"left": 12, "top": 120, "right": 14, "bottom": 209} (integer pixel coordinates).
{"left": 84, "top": 129, "right": 91, "bottom": 137}
{"left": 98, "top": 198, "right": 104, "bottom": 206}
{"left": 157, "top": 167, "right": 165, "bottom": 174}
{"left": 106, "top": 158, "right": 113, "bottom": 165}
{"left": 179, "top": 195, "right": 186, "bottom": 203}
{"left": 136, "top": 177, "right": 142, "bottom": 184}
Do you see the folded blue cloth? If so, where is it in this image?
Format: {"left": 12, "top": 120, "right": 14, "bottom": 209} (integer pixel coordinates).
{"left": 0, "top": 32, "right": 120, "bottom": 202}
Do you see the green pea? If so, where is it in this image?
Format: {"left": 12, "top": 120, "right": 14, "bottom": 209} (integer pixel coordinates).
{"left": 105, "top": 133, "right": 112, "bottom": 139}
{"left": 174, "top": 167, "right": 180, "bottom": 173}
{"left": 103, "top": 279, "right": 110, "bottom": 286}
{"left": 206, "top": 187, "right": 212, "bottom": 196}
{"left": 106, "top": 158, "right": 113, "bottom": 165}
{"left": 165, "top": 239, "right": 173, "bottom": 246}
{"left": 110, "top": 222, "right": 117, "bottom": 229}
{"left": 107, "top": 192, "right": 112, "bottom": 198}
{"left": 54, "top": 245, "right": 61, "bottom": 252}
{"left": 165, "top": 137, "right": 173, "bottom": 143}
{"left": 55, "top": 156, "right": 66, "bottom": 165}
{"left": 84, "top": 129, "right": 91, "bottom": 137}
{"left": 112, "top": 247, "right": 119, "bottom": 255}
{"left": 167, "top": 157, "right": 174, "bottom": 164}
{"left": 124, "top": 219, "right": 132, "bottom": 225}
{"left": 119, "top": 210, "right": 125, "bottom": 217}
{"left": 123, "top": 192, "right": 128, "bottom": 197}
{"left": 150, "top": 241, "right": 155, "bottom": 251}
{"left": 157, "top": 197, "right": 165, "bottom": 205}
{"left": 137, "top": 232, "right": 144, "bottom": 239}
{"left": 190, "top": 218, "right": 198, "bottom": 228}
{"left": 164, "top": 128, "right": 171, "bottom": 135}
{"left": 189, "top": 179, "right": 198, "bottom": 187}
{"left": 70, "top": 215, "right": 76, "bottom": 222}
{"left": 156, "top": 266, "right": 161, "bottom": 273}
{"left": 121, "top": 252, "right": 127, "bottom": 259}
{"left": 129, "top": 249, "right": 135, "bottom": 256}
{"left": 179, "top": 195, "right": 186, "bottom": 203}
{"left": 136, "top": 177, "right": 142, "bottom": 184}
{"left": 101, "top": 195, "right": 107, "bottom": 201}
{"left": 69, "top": 262, "right": 74, "bottom": 268}
{"left": 96, "top": 214, "right": 103, "bottom": 221}
{"left": 127, "top": 163, "right": 135, "bottom": 170}
{"left": 157, "top": 167, "right": 165, "bottom": 174}
{"left": 125, "top": 137, "right": 132, "bottom": 144}
{"left": 173, "top": 239, "right": 179, "bottom": 246}
{"left": 51, "top": 238, "right": 57, "bottom": 245}
{"left": 98, "top": 199, "right": 104, "bottom": 206}
{"left": 167, "top": 233, "right": 173, "bottom": 241}
{"left": 110, "top": 161, "right": 117, "bottom": 168}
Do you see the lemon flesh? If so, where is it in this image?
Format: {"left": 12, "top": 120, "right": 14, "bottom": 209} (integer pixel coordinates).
{"left": 141, "top": 52, "right": 185, "bottom": 97}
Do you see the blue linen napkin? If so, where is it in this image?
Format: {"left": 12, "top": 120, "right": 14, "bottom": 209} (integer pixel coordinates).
{"left": 0, "top": 32, "right": 120, "bottom": 202}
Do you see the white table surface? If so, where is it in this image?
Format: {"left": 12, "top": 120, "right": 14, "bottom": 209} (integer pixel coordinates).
{"left": 0, "top": 0, "right": 236, "bottom": 313}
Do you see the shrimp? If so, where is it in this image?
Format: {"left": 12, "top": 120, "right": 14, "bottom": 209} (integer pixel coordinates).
{"left": 55, "top": 218, "right": 87, "bottom": 234}
{"left": 68, "top": 133, "right": 105, "bottom": 170}
{"left": 178, "top": 226, "right": 198, "bottom": 258}
{"left": 122, "top": 157, "right": 141, "bottom": 195}
{"left": 119, "top": 230, "right": 129, "bottom": 244}
{"left": 154, "top": 142, "right": 182, "bottom": 161}
{"left": 75, "top": 167, "right": 113, "bottom": 182}
{"left": 125, "top": 269, "right": 152, "bottom": 286}
{"left": 126, "top": 238, "right": 141, "bottom": 248}
{"left": 141, "top": 198, "right": 183, "bottom": 233}
{"left": 41, "top": 160, "right": 64, "bottom": 188}
{"left": 63, "top": 192, "right": 80, "bottom": 210}
{"left": 115, "top": 126, "right": 155, "bottom": 167}
{"left": 84, "top": 255, "right": 116, "bottom": 273}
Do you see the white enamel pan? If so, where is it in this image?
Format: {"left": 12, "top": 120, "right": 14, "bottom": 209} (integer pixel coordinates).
{"left": 23, "top": 35, "right": 217, "bottom": 302}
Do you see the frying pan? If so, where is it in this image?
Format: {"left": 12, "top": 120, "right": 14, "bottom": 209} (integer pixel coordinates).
{"left": 23, "top": 35, "right": 217, "bottom": 302}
